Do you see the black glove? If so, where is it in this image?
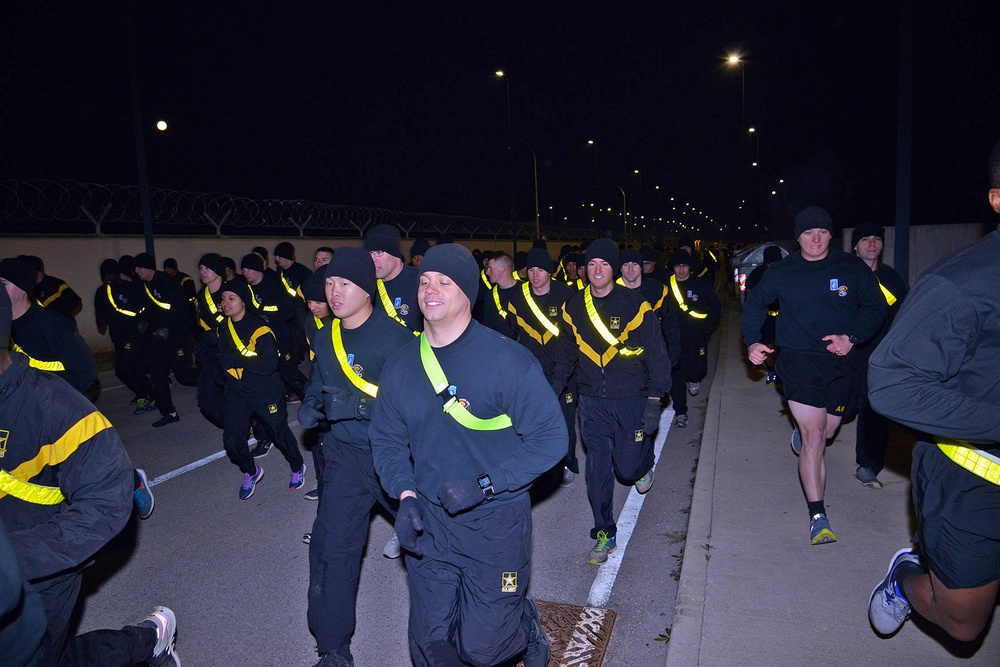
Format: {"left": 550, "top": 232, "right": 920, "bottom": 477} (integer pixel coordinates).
{"left": 136, "top": 320, "right": 149, "bottom": 335}
{"left": 217, "top": 353, "right": 239, "bottom": 370}
{"left": 201, "top": 330, "right": 219, "bottom": 347}
{"left": 395, "top": 496, "right": 424, "bottom": 556}
{"left": 437, "top": 477, "right": 487, "bottom": 515}
{"left": 296, "top": 402, "right": 324, "bottom": 430}
{"left": 642, "top": 398, "right": 662, "bottom": 435}
{"left": 152, "top": 326, "right": 170, "bottom": 341}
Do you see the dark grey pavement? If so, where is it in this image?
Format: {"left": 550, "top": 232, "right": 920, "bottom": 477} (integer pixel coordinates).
{"left": 665, "top": 304, "right": 1000, "bottom": 666}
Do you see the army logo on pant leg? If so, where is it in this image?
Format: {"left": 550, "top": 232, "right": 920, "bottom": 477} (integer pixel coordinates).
{"left": 634, "top": 430, "right": 644, "bottom": 442}
{"left": 501, "top": 572, "right": 518, "bottom": 593}
{"left": 268, "top": 404, "right": 278, "bottom": 414}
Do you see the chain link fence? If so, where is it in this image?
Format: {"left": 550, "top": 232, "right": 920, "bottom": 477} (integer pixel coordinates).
{"left": 0, "top": 179, "right": 593, "bottom": 241}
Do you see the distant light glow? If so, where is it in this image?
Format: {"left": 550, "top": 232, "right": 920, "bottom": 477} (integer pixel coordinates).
{"left": 156, "top": 120, "right": 168, "bottom": 131}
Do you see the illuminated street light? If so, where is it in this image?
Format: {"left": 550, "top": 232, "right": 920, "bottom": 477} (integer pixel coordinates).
{"left": 155, "top": 120, "right": 168, "bottom": 132}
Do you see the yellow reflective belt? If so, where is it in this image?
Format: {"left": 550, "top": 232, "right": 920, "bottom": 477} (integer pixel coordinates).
{"left": 280, "top": 273, "right": 297, "bottom": 297}
{"left": 492, "top": 285, "right": 509, "bottom": 320}
{"left": 670, "top": 275, "right": 708, "bottom": 319}
{"left": 144, "top": 284, "right": 171, "bottom": 310}
{"left": 376, "top": 279, "right": 419, "bottom": 336}
{"left": 330, "top": 320, "right": 379, "bottom": 398}
{"left": 418, "top": 334, "right": 513, "bottom": 431}
{"left": 937, "top": 437, "right": 1000, "bottom": 486}
{"left": 877, "top": 279, "right": 898, "bottom": 306}
{"left": 40, "top": 283, "right": 69, "bottom": 307}
{"left": 106, "top": 284, "right": 138, "bottom": 317}
{"left": 583, "top": 287, "right": 643, "bottom": 356}
{"left": 521, "top": 282, "right": 559, "bottom": 337}
{"left": 0, "top": 470, "right": 65, "bottom": 505}
{"left": 0, "top": 411, "right": 112, "bottom": 503}
{"left": 9, "top": 342, "right": 65, "bottom": 372}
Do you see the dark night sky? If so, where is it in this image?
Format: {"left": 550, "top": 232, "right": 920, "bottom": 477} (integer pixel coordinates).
{"left": 2, "top": 2, "right": 998, "bottom": 238}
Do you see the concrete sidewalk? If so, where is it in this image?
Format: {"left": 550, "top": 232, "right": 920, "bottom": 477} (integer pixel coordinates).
{"left": 666, "top": 305, "right": 999, "bottom": 666}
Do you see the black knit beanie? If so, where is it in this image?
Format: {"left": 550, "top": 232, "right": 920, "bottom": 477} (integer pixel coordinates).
{"left": 851, "top": 223, "right": 884, "bottom": 249}
{"left": 0, "top": 278, "right": 11, "bottom": 346}
{"left": 198, "top": 253, "right": 226, "bottom": 279}
{"left": 325, "top": 247, "right": 376, "bottom": 299}
{"left": 794, "top": 206, "right": 834, "bottom": 238}
{"left": 0, "top": 257, "right": 37, "bottom": 295}
{"left": 118, "top": 255, "right": 136, "bottom": 278}
{"left": 134, "top": 252, "right": 157, "bottom": 271}
{"left": 364, "top": 224, "right": 404, "bottom": 260}
{"left": 100, "top": 258, "right": 119, "bottom": 279}
{"left": 409, "top": 238, "right": 431, "bottom": 259}
{"left": 241, "top": 254, "right": 265, "bottom": 273}
{"left": 586, "top": 238, "right": 620, "bottom": 271}
{"left": 670, "top": 249, "right": 693, "bottom": 267}
{"left": 220, "top": 279, "right": 253, "bottom": 307}
{"left": 620, "top": 248, "right": 644, "bottom": 267}
{"left": 419, "top": 244, "right": 480, "bottom": 306}
{"left": 301, "top": 271, "right": 327, "bottom": 302}
{"left": 274, "top": 241, "right": 295, "bottom": 260}
{"left": 525, "top": 248, "right": 554, "bottom": 274}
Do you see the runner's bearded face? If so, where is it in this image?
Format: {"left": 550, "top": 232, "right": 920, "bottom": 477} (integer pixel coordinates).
{"left": 798, "top": 228, "right": 832, "bottom": 261}
{"left": 418, "top": 271, "right": 468, "bottom": 325}
{"left": 326, "top": 277, "right": 369, "bottom": 321}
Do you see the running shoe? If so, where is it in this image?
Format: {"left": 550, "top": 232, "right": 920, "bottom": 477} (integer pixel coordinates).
{"left": 687, "top": 381, "right": 700, "bottom": 396}
{"left": 133, "top": 468, "right": 155, "bottom": 520}
{"left": 152, "top": 412, "right": 179, "bottom": 428}
{"left": 289, "top": 463, "right": 307, "bottom": 491}
{"left": 240, "top": 465, "right": 264, "bottom": 500}
{"left": 134, "top": 398, "right": 148, "bottom": 415}
{"left": 303, "top": 532, "right": 311, "bottom": 545}
{"left": 383, "top": 531, "right": 402, "bottom": 559}
{"left": 635, "top": 468, "right": 654, "bottom": 494}
{"left": 304, "top": 488, "right": 320, "bottom": 501}
{"left": 791, "top": 427, "right": 802, "bottom": 456}
{"left": 139, "top": 606, "right": 179, "bottom": 667}
{"left": 589, "top": 530, "right": 617, "bottom": 565}
{"left": 522, "top": 595, "right": 551, "bottom": 667}
{"left": 674, "top": 414, "right": 688, "bottom": 428}
{"left": 809, "top": 513, "right": 837, "bottom": 545}
{"left": 249, "top": 439, "right": 272, "bottom": 458}
{"left": 869, "top": 548, "right": 921, "bottom": 635}
{"left": 856, "top": 466, "right": 883, "bottom": 489}
{"left": 145, "top": 399, "right": 157, "bottom": 413}
{"left": 766, "top": 372, "right": 778, "bottom": 385}
{"left": 561, "top": 467, "right": 576, "bottom": 487}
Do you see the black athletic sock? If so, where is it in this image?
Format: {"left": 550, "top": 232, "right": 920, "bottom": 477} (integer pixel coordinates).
{"left": 807, "top": 501, "right": 826, "bottom": 517}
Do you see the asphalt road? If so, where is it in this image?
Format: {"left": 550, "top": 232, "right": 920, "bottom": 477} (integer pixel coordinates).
{"left": 71, "top": 331, "right": 720, "bottom": 666}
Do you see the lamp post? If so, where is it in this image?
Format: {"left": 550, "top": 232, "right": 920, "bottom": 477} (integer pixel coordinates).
{"left": 587, "top": 139, "right": 598, "bottom": 188}
{"left": 496, "top": 71, "right": 515, "bottom": 224}
{"left": 514, "top": 136, "right": 540, "bottom": 239}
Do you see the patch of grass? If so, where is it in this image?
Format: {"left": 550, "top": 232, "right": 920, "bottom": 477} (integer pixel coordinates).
{"left": 655, "top": 627, "right": 672, "bottom": 642}
{"left": 669, "top": 569, "right": 680, "bottom": 582}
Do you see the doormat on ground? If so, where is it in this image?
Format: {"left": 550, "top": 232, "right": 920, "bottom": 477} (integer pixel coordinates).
{"left": 518, "top": 599, "right": 617, "bottom": 666}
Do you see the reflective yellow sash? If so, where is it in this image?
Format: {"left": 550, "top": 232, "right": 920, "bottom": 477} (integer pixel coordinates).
{"left": 876, "top": 279, "right": 898, "bottom": 306}
{"left": 492, "top": 285, "right": 509, "bottom": 320}
{"left": 9, "top": 342, "right": 65, "bottom": 372}
{"left": 0, "top": 470, "right": 65, "bottom": 505}
{"left": 280, "top": 273, "right": 297, "bottom": 297}
{"left": 670, "top": 275, "right": 708, "bottom": 319}
{"left": 480, "top": 269, "right": 491, "bottom": 289}
{"left": 227, "top": 319, "right": 259, "bottom": 358}
{"left": 225, "top": 320, "right": 272, "bottom": 379}
{"left": 937, "top": 437, "right": 1000, "bottom": 486}
{"left": 376, "top": 279, "right": 419, "bottom": 336}
{"left": 144, "top": 284, "right": 171, "bottom": 310}
{"left": 106, "top": 284, "right": 139, "bottom": 317}
{"left": 584, "top": 287, "right": 643, "bottom": 356}
{"left": 521, "top": 282, "right": 559, "bottom": 337}
{"left": 330, "top": 320, "right": 378, "bottom": 398}
{"left": 199, "top": 286, "right": 223, "bottom": 330}
{"left": 418, "top": 334, "right": 512, "bottom": 431}
{"left": 246, "top": 284, "right": 278, "bottom": 313}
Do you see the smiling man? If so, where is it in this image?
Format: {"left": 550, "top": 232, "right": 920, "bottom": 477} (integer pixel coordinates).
{"left": 370, "top": 243, "right": 565, "bottom": 667}
{"left": 365, "top": 224, "right": 423, "bottom": 333}
{"left": 742, "top": 206, "right": 885, "bottom": 545}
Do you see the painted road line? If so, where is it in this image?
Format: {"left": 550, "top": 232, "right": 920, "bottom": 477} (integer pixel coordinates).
{"left": 587, "top": 406, "right": 675, "bottom": 608}
{"left": 149, "top": 420, "right": 300, "bottom": 487}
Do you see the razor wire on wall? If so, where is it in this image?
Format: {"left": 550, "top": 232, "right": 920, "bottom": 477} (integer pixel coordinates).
{"left": 0, "top": 179, "right": 588, "bottom": 240}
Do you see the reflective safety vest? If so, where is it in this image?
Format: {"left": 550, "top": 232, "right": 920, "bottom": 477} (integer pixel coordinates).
{"left": 492, "top": 285, "right": 509, "bottom": 320}
{"left": 106, "top": 284, "right": 140, "bottom": 317}
{"left": 937, "top": 437, "right": 1000, "bottom": 486}
{"left": 330, "top": 319, "right": 378, "bottom": 398}
{"left": 0, "top": 410, "right": 113, "bottom": 505}
{"left": 224, "top": 319, "right": 272, "bottom": 379}
{"left": 9, "top": 341, "right": 65, "bottom": 372}
{"left": 670, "top": 275, "right": 708, "bottom": 319}
{"left": 418, "top": 334, "right": 513, "bottom": 431}
{"left": 376, "top": 279, "right": 420, "bottom": 336}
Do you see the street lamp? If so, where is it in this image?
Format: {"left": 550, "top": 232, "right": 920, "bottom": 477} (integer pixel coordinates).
{"left": 496, "top": 70, "right": 515, "bottom": 223}
{"left": 513, "top": 136, "right": 540, "bottom": 239}
{"left": 587, "top": 139, "right": 598, "bottom": 188}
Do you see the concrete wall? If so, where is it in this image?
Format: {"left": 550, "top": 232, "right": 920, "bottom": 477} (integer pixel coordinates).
{"left": 1, "top": 236, "right": 581, "bottom": 353}
{"left": 842, "top": 222, "right": 994, "bottom": 286}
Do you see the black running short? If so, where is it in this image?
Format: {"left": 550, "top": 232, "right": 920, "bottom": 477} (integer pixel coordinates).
{"left": 912, "top": 440, "right": 1000, "bottom": 589}
{"left": 776, "top": 348, "right": 852, "bottom": 416}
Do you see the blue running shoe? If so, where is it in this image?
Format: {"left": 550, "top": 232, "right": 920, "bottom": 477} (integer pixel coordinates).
{"left": 134, "top": 398, "right": 148, "bottom": 415}
{"left": 589, "top": 530, "right": 617, "bottom": 565}
{"left": 869, "top": 548, "right": 921, "bottom": 635}
{"left": 133, "top": 468, "right": 155, "bottom": 520}
{"left": 240, "top": 465, "right": 264, "bottom": 500}
{"left": 809, "top": 513, "right": 837, "bottom": 545}
{"left": 289, "top": 463, "right": 306, "bottom": 491}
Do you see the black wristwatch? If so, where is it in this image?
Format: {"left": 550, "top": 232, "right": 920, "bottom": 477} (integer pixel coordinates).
{"left": 477, "top": 473, "right": 495, "bottom": 502}
{"left": 847, "top": 334, "right": 861, "bottom": 345}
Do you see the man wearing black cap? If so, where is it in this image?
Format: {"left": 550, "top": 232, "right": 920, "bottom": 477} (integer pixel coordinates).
{"left": 217, "top": 279, "right": 306, "bottom": 500}
{"left": 241, "top": 253, "right": 307, "bottom": 403}
{"left": 274, "top": 241, "right": 314, "bottom": 367}
{"left": 370, "top": 244, "right": 565, "bottom": 667}
{"left": 559, "top": 239, "right": 671, "bottom": 565}
{"left": 744, "top": 245, "right": 785, "bottom": 385}
{"left": 162, "top": 258, "right": 197, "bottom": 301}
{"left": 365, "top": 224, "right": 423, "bottom": 333}
{"left": 1, "top": 257, "right": 98, "bottom": 397}
{"left": 18, "top": 254, "right": 83, "bottom": 323}
{"left": 743, "top": 206, "right": 885, "bottom": 545}
{"left": 300, "top": 270, "right": 334, "bottom": 503}
{"left": 505, "top": 248, "right": 580, "bottom": 485}
{"left": 304, "top": 248, "right": 414, "bottom": 667}
{"left": 619, "top": 248, "right": 682, "bottom": 372}
{"left": 482, "top": 251, "right": 519, "bottom": 335}
{"left": 194, "top": 253, "right": 229, "bottom": 428}
{"left": 848, "top": 224, "right": 907, "bottom": 490}
{"left": 676, "top": 238, "right": 711, "bottom": 282}
{"left": 134, "top": 252, "right": 199, "bottom": 427}
{"left": 409, "top": 238, "right": 430, "bottom": 268}
{"left": 95, "top": 256, "right": 155, "bottom": 412}
{"left": 667, "top": 249, "right": 721, "bottom": 427}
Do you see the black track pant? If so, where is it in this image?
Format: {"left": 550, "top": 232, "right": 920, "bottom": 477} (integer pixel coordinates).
{"left": 148, "top": 338, "right": 198, "bottom": 416}
{"left": 222, "top": 387, "right": 303, "bottom": 476}
{"left": 114, "top": 343, "right": 152, "bottom": 400}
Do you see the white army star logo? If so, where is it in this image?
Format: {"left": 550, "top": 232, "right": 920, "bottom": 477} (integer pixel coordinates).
{"left": 610, "top": 316, "right": 621, "bottom": 330}
{"left": 501, "top": 572, "right": 518, "bottom": 593}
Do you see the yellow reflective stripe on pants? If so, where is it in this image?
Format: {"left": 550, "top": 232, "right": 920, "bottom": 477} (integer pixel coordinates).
{"left": 937, "top": 437, "right": 1000, "bottom": 486}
